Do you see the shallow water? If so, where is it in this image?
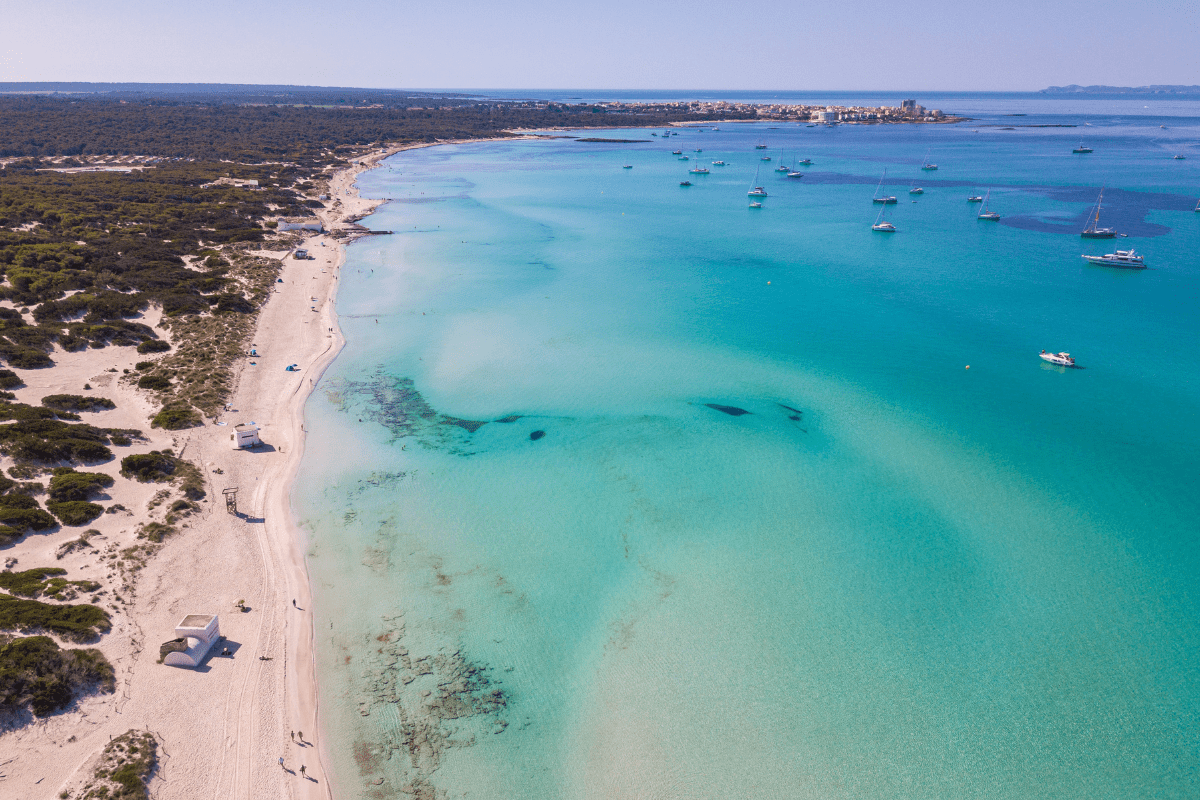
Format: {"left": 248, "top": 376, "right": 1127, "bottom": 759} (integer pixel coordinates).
{"left": 294, "top": 98, "right": 1200, "bottom": 799}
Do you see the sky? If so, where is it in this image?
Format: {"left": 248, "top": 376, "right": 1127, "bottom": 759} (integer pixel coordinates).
{"left": 1, "top": 0, "right": 1196, "bottom": 91}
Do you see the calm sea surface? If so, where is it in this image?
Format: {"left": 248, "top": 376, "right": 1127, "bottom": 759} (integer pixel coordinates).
{"left": 293, "top": 94, "right": 1200, "bottom": 799}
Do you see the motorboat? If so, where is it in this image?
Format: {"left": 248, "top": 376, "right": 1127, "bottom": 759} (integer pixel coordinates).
{"left": 755, "top": 143, "right": 768, "bottom": 149}
{"left": 622, "top": 165, "right": 633, "bottom": 169}
{"left": 1073, "top": 143, "right": 1093, "bottom": 153}
{"left": 689, "top": 163, "right": 709, "bottom": 174}
{"left": 695, "top": 149, "right": 703, "bottom": 152}
{"left": 1174, "top": 155, "right": 1187, "bottom": 160}
{"left": 910, "top": 186, "right": 924, "bottom": 195}
{"left": 761, "top": 155, "right": 772, "bottom": 161}
{"left": 680, "top": 181, "right": 692, "bottom": 187}
{"left": 1081, "top": 249, "right": 1145, "bottom": 269}
{"left": 798, "top": 158, "right": 813, "bottom": 165}
{"left": 977, "top": 189, "right": 1000, "bottom": 220}
{"left": 749, "top": 201, "right": 763, "bottom": 208}
{"left": 672, "top": 150, "right": 682, "bottom": 155}
{"left": 968, "top": 195, "right": 983, "bottom": 202}
{"left": 711, "top": 160, "right": 726, "bottom": 166}
{"left": 1039, "top": 350, "right": 1076, "bottom": 367}
{"left": 787, "top": 171, "right": 804, "bottom": 178}
{"left": 1081, "top": 188, "right": 1116, "bottom": 238}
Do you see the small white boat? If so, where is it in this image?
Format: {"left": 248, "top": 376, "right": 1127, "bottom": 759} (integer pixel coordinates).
{"left": 748, "top": 187, "right": 768, "bottom": 196}
{"left": 872, "top": 169, "right": 897, "bottom": 204}
{"left": 1081, "top": 249, "right": 1145, "bottom": 269}
{"left": 761, "top": 155, "right": 772, "bottom": 161}
{"left": 910, "top": 185, "right": 924, "bottom": 195}
{"left": 1081, "top": 187, "right": 1116, "bottom": 238}
{"left": 679, "top": 180, "right": 692, "bottom": 187}
{"left": 755, "top": 143, "right": 768, "bottom": 149}
{"left": 872, "top": 204, "right": 896, "bottom": 232}
{"left": 787, "top": 171, "right": 804, "bottom": 178}
{"left": 689, "top": 164, "right": 709, "bottom": 174}
{"left": 978, "top": 189, "right": 1000, "bottom": 220}
{"left": 622, "top": 165, "right": 633, "bottom": 169}
{"left": 1073, "top": 143, "right": 1093, "bottom": 154}
{"left": 712, "top": 160, "right": 726, "bottom": 166}
{"left": 749, "top": 201, "right": 763, "bottom": 208}
{"left": 1039, "top": 350, "right": 1076, "bottom": 367}
{"left": 920, "top": 148, "right": 938, "bottom": 170}
{"left": 798, "top": 158, "right": 813, "bottom": 165}
{"left": 968, "top": 195, "right": 983, "bottom": 202}
{"left": 1174, "top": 154, "right": 1186, "bottom": 160}
{"left": 672, "top": 150, "right": 682, "bottom": 155}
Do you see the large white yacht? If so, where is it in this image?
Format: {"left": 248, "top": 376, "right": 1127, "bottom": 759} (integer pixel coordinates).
{"left": 1081, "top": 250, "right": 1145, "bottom": 269}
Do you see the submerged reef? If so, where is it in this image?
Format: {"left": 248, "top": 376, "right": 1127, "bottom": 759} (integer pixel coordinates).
{"left": 351, "top": 613, "right": 508, "bottom": 799}
{"left": 326, "top": 373, "right": 491, "bottom": 455}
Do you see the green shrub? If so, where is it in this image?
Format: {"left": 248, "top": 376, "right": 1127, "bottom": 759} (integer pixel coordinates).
{"left": 0, "top": 369, "right": 23, "bottom": 389}
{"left": 0, "top": 595, "right": 111, "bottom": 641}
{"left": 134, "top": 361, "right": 153, "bottom": 371}
{"left": 119, "top": 451, "right": 175, "bottom": 482}
{"left": 41, "top": 394, "right": 116, "bottom": 413}
{"left": 0, "top": 635, "right": 115, "bottom": 716}
{"left": 0, "top": 492, "right": 42, "bottom": 509}
{"left": 151, "top": 402, "right": 201, "bottom": 430}
{"left": 0, "top": 506, "right": 57, "bottom": 533}
{"left": 136, "top": 339, "right": 170, "bottom": 354}
{"left": 47, "top": 501, "right": 104, "bottom": 526}
{"left": 48, "top": 468, "right": 114, "bottom": 502}
{"left": 136, "top": 374, "right": 170, "bottom": 391}
{"left": 0, "top": 568, "right": 98, "bottom": 600}
{"left": 137, "top": 522, "right": 175, "bottom": 543}
{"left": 3, "top": 350, "right": 53, "bottom": 369}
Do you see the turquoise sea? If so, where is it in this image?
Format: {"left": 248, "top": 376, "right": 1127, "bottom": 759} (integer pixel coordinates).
{"left": 293, "top": 96, "right": 1200, "bottom": 799}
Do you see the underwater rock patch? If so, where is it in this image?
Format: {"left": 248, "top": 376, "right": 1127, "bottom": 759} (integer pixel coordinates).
{"left": 326, "top": 373, "right": 487, "bottom": 455}
{"left": 529, "top": 430, "right": 545, "bottom": 441}
{"left": 705, "top": 403, "right": 752, "bottom": 416}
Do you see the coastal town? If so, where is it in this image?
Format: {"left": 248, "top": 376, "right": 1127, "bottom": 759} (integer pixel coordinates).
{"left": 520, "top": 97, "right": 960, "bottom": 124}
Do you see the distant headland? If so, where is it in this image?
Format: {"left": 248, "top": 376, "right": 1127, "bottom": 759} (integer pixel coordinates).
{"left": 1040, "top": 84, "right": 1200, "bottom": 95}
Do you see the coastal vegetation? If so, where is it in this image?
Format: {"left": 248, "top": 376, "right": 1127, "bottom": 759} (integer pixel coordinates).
{"left": 73, "top": 728, "right": 158, "bottom": 799}
{"left": 0, "top": 633, "right": 114, "bottom": 716}
{"left": 0, "top": 593, "right": 111, "bottom": 641}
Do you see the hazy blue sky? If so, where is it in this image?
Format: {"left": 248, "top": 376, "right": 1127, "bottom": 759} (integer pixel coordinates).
{"left": 3, "top": 0, "right": 1196, "bottom": 90}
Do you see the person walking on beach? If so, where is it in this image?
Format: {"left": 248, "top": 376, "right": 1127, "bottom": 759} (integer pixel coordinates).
{"left": 292, "top": 599, "right": 297, "bottom": 608}
{"left": 300, "top": 765, "right": 307, "bottom": 778}
{"left": 290, "top": 731, "right": 295, "bottom": 742}
{"left": 278, "top": 756, "right": 285, "bottom": 770}
{"left": 298, "top": 730, "right": 304, "bottom": 742}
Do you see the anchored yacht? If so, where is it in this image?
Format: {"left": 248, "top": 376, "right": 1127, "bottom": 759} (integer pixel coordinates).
{"left": 1082, "top": 250, "right": 1145, "bottom": 269}
{"left": 1039, "top": 351, "right": 1076, "bottom": 367}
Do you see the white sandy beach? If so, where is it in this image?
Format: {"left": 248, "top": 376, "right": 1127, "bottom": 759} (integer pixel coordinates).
{"left": 0, "top": 150, "right": 397, "bottom": 799}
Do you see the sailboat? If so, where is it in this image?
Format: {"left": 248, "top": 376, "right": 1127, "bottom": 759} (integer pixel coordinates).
{"left": 1195, "top": 197, "right": 1200, "bottom": 212}
{"left": 748, "top": 162, "right": 768, "bottom": 197}
{"left": 872, "top": 170, "right": 897, "bottom": 204}
{"left": 689, "top": 159, "right": 709, "bottom": 174}
{"left": 786, "top": 157, "right": 804, "bottom": 178}
{"left": 977, "top": 189, "right": 1000, "bottom": 220}
{"left": 920, "top": 148, "right": 938, "bottom": 170}
{"left": 1081, "top": 187, "right": 1116, "bottom": 238}
{"left": 872, "top": 203, "right": 896, "bottom": 232}
{"left": 909, "top": 179, "right": 924, "bottom": 195}
{"left": 774, "top": 148, "right": 788, "bottom": 172}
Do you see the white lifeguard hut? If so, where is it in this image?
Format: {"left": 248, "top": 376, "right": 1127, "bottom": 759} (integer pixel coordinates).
{"left": 161, "top": 614, "right": 221, "bottom": 668}
{"left": 231, "top": 423, "right": 262, "bottom": 449}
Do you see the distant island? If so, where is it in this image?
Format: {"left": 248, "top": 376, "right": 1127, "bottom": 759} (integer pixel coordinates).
{"left": 1041, "top": 84, "right": 1200, "bottom": 95}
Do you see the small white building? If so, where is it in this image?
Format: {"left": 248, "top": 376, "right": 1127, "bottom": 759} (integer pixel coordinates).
{"left": 231, "top": 423, "right": 262, "bottom": 449}
{"left": 162, "top": 614, "right": 221, "bottom": 668}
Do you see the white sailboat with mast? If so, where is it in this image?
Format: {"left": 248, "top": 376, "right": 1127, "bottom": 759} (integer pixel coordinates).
{"left": 872, "top": 169, "right": 897, "bottom": 204}
{"left": 1081, "top": 187, "right": 1116, "bottom": 238}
